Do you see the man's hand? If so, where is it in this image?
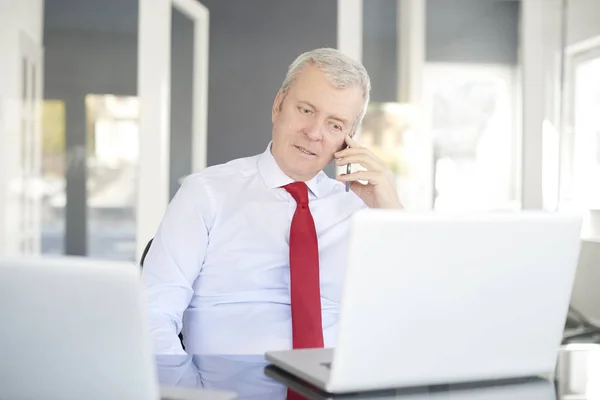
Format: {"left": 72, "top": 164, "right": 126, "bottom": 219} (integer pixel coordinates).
{"left": 334, "top": 135, "right": 403, "bottom": 209}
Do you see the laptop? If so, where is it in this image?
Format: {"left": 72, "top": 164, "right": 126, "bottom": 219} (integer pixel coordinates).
{"left": 0, "top": 255, "right": 236, "bottom": 400}
{"left": 263, "top": 364, "right": 556, "bottom": 400}
{"left": 265, "top": 210, "right": 583, "bottom": 394}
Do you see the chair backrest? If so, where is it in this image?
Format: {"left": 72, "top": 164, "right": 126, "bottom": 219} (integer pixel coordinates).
{"left": 139, "top": 237, "right": 186, "bottom": 349}
{"left": 140, "top": 239, "right": 153, "bottom": 268}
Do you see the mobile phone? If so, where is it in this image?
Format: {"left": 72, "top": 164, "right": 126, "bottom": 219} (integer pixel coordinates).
{"left": 342, "top": 143, "right": 351, "bottom": 192}
{"left": 345, "top": 162, "right": 351, "bottom": 192}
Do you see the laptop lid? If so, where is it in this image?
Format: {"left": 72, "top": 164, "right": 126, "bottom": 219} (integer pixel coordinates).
{"left": 328, "top": 211, "right": 582, "bottom": 393}
{"left": 0, "top": 256, "right": 160, "bottom": 400}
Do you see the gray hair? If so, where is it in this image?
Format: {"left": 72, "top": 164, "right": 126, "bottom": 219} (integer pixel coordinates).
{"left": 279, "top": 48, "right": 371, "bottom": 135}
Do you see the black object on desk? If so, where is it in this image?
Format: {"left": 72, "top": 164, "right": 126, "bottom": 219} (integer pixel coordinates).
{"left": 563, "top": 306, "right": 600, "bottom": 344}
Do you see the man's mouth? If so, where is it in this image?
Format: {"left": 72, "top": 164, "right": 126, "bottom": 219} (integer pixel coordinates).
{"left": 294, "top": 145, "right": 316, "bottom": 156}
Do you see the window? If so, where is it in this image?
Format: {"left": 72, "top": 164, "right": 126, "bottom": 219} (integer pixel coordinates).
{"left": 85, "top": 95, "right": 140, "bottom": 261}
{"left": 423, "top": 64, "right": 519, "bottom": 211}
{"left": 41, "top": 100, "right": 66, "bottom": 255}
{"left": 571, "top": 57, "right": 600, "bottom": 209}
{"left": 561, "top": 43, "right": 600, "bottom": 239}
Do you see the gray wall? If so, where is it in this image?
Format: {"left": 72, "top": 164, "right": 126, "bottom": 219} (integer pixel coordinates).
{"left": 44, "top": 26, "right": 139, "bottom": 256}
{"left": 46, "top": 4, "right": 199, "bottom": 206}
{"left": 43, "top": 0, "right": 338, "bottom": 255}
{"left": 362, "top": 0, "right": 520, "bottom": 103}
{"left": 199, "top": 0, "right": 337, "bottom": 167}
{"left": 44, "top": 30, "right": 137, "bottom": 97}
{"left": 363, "top": 0, "right": 398, "bottom": 103}
{"left": 170, "top": 8, "right": 194, "bottom": 200}
{"left": 426, "top": 0, "right": 520, "bottom": 65}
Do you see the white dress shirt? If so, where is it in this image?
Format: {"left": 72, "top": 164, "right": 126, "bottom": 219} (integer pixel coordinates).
{"left": 141, "top": 142, "right": 367, "bottom": 355}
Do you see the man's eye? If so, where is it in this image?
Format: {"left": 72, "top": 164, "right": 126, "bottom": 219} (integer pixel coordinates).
{"left": 331, "top": 123, "right": 342, "bottom": 131}
{"left": 299, "top": 107, "right": 312, "bottom": 115}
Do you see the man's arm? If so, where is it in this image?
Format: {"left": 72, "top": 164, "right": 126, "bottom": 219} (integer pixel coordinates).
{"left": 141, "top": 176, "right": 211, "bottom": 354}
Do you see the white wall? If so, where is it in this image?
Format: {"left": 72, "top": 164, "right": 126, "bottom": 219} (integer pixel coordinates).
{"left": 0, "top": 0, "right": 44, "bottom": 255}
{"left": 567, "top": 0, "right": 600, "bottom": 46}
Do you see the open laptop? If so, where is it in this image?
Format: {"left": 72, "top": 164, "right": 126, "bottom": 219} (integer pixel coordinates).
{"left": 265, "top": 210, "right": 583, "bottom": 394}
{"left": 0, "top": 256, "right": 235, "bottom": 400}
{"left": 264, "top": 364, "right": 556, "bottom": 400}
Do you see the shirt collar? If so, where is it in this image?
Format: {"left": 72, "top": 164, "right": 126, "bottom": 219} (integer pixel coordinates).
{"left": 257, "top": 141, "right": 326, "bottom": 199}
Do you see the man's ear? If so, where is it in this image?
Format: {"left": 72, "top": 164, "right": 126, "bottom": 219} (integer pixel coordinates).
{"left": 272, "top": 90, "right": 284, "bottom": 123}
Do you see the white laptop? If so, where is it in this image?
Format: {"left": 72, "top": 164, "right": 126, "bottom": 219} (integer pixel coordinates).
{"left": 264, "top": 364, "right": 555, "bottom": 400}
{"left": 265, "top": 210, "right": 583, "bottom": 394}
{"left": 0, "top": 256, "right": 236, "bottom": 400}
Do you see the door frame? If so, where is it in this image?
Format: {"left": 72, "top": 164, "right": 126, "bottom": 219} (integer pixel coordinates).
{"left": 137, "top": 0, "right": 209, "bottom": 260}
{"left": 19, "top": 31, "right": 44, "bottom": 255}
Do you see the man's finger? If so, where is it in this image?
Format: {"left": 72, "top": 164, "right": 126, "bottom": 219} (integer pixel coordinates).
{"left": 336, "top": 170, "right": 383, "bottom": 185}
{"left": 344, "top": 134, "right": 361, "bottom": 148}
{"left": 335, "top": 147, "right": 387, "bottom": 169}
{"left": 334, "top": 146, "right": 369, "bottom": 159}
{"left": 334, "top": 155, "right": 382, "bottom": 172}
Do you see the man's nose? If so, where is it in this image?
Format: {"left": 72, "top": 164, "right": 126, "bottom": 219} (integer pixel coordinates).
{"left": 305, "top": 119, "right": 324, "bottom": 141}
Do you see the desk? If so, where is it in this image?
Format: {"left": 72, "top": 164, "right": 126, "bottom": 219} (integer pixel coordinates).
{"left": 155, "top": 344, "right": 600, "bottom": 399}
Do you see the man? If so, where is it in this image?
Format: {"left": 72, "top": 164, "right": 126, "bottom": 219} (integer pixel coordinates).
{"left": 141, "top": 48, "right": 402, "bottom": 355}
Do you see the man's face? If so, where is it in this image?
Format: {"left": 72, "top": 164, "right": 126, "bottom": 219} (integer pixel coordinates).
{"left": 271, "top": 65, "right": 364, "bottom": 181}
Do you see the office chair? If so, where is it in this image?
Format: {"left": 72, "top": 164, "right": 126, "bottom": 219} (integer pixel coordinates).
{"left": 140, "top": 239, "right": 153, "bottom": 267}
{"left": 140, "top": 238, "right": 186, "bottom": 349}
{"left": 563, "top": 306, "right": 600, "bottom": 344}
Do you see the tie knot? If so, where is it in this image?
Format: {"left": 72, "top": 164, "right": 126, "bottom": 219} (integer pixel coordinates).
{"left": 283, "top": 182, "right": 309, "bottom": 206}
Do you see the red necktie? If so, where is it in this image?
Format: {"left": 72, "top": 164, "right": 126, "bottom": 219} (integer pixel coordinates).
{"left": 283, "top": 182, "right": 324, "bottom": 349}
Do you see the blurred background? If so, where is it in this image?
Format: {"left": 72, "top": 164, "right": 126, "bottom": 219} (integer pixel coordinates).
{"left": 0, "top": 0, "right": 599, "bottom": 327}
